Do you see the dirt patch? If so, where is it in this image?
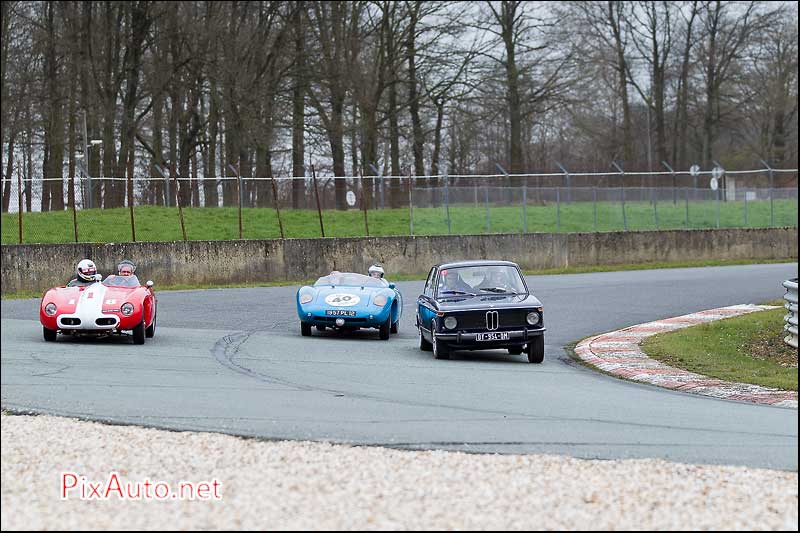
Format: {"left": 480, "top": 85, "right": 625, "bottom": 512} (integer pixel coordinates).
{"left": 745, "top": 329, "right": 798, "bottom": 368}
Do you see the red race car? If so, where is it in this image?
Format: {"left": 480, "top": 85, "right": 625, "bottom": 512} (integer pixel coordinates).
{"left": 40, "top": 273, "right": 157, "bottom": 344}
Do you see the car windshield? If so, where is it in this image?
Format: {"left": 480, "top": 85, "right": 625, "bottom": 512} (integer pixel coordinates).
{"left": 103, "top": 275, "right": 140, "bottom": 288}
{"left": 314, "top": 272, "right": 387, "bottom": 288}
{"left": 436, "top": 265, "right": 527, "bottom": 297}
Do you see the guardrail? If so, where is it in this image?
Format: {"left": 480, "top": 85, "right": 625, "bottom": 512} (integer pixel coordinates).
{"left": 784, "top": 278, "right": 798, "bottom": 349}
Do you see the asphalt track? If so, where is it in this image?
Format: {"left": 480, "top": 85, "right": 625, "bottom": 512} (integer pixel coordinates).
{"left": 2, "top": 263, "right": 798, "bottom": 470}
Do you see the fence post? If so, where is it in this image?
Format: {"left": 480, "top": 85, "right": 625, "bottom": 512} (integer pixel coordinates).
{"left": 662, "top": 161, "right": 677, "bottom": 205}
{"left": 555, "top": 161, "right": 570, "bottom": 203}
{"left": 237, "top": 172, "right": 243, "bottom": 239}
{"left": 715, "top": 187, "right": 720, "bottom": 228}
{"left": 522, "top": 182, "right": 527, "bottom": 233}
{"left": 684, "top": 187, "right": 689, "bottom": 228}
{"left": 311, "top": 164, "right": 325, "bottom": 237}
{"left": 760, "top": 159, "right": 774, "bottom": 227}
{"left": 744, "top": 190, "right": 748, "bottom": 226}
{"left": 70, "top": 169, "right": 78, "bottom": 243}
{"left": 271, "top": 175, "right": 285, "bottom": 239}
{"left": 360, "top": 173, "right": 369, "bottom": 236}
{"left": 652, "top": 188, "right": 659, "bottom": 229}
{"left": 407, "top": 175, "right": 413, "bottom": 236}
{"left": 127, "top": 160, "right": 136, "bottom": 242}
{"left": 612, "top": 161, "right": 627, "bottom": 231}
{"left": 17, "top": 167, "right": 23, "bottom": 244}
{"left": 445, "top": 173, "right": 451, "bottom": 234}
{"left": 484, "top": 185, "right": 490, "bottom": 233}
{"left": 556, "top": 187, "right": 561, "bottom": 232}
{"left": 593, "top": 186, "right": 597, "bottom": 232}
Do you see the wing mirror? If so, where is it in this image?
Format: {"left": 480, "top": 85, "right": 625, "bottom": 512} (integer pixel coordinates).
{"left": 389, "top": 283, "right": 396, "bottom": 289}
{"left": 146, "top": 280, "right": 154, "bottom": 288}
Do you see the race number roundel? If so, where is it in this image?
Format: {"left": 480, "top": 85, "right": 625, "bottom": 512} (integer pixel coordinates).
{"left": 325, "top": 293, "right": 360, "bottom": 307}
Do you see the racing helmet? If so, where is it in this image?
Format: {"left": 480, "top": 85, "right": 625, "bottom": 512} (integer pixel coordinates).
{"left": 118, "top": 259, "right": 136, "bottom": 276}
{"left": 76, "top": 259, "right": 98, "bottom": 282}
{"left": 368, "top": 264, "right": 385, "bottom": 279}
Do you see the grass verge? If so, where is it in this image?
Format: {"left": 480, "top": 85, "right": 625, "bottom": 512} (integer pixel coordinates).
{"left": 641, "top": 308, "right": 798, "bottom": 391}
{"left": 2, "top": 258, "right": 795, "bottom": 300}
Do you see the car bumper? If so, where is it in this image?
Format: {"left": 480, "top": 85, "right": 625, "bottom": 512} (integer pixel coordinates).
{"left": 299, "top": 307, "right": 392, "bottom": 328}
{"left": 436, "top": 328, "right": 545, "bottom": 348}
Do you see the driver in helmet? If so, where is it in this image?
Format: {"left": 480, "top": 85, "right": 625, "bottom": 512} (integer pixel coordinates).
{"left": 368, "top": 264, "right": 385, "bottom": 279}
{"left": 67, "top": 259, "right": 100, "bottom": 287}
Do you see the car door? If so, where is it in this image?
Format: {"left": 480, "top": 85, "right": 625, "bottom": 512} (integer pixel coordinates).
{"left": 417, "top": 267, "right": 438, "bottom": 336}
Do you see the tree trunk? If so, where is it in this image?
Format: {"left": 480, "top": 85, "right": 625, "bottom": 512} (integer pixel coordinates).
{"left": 292, "top": 1, "right": 306, "bottom": 209}
{"left": 407, "top": 1, "right": 425, "bottom": 177}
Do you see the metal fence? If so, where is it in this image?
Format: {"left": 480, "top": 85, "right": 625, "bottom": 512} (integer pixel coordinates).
{"left": 784, "top": 278, "right": 798, "bottom": 349}
{"left": 1, "top": 169, "right": 797, "bottom": 244}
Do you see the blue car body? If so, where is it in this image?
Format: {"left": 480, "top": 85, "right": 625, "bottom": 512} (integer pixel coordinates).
{"left": 296, "top": 272, "right": 403, "bottom": 339}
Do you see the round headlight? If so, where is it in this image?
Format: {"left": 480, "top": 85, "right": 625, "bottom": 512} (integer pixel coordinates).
{"left": 444, "top": 316, "right": 458, "bottom": 330}
{"left": 45, "top": 303, "right": 57, "bottom": 316}
{"left": 299, "top": 293, "right": 313, "bottom": 304}
{"left": 373, "top": 294, "right": 388, "bottom": 306}
{"left": 526, "top": 311, "right": 540, "bottom": 325}
{"left": 121, "top": 303, "right": 134, "bottom": 316}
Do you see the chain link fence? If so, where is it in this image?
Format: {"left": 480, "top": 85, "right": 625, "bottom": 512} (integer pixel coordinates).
{"left": 1, "top": 169, "right": 797, "bottom": 244}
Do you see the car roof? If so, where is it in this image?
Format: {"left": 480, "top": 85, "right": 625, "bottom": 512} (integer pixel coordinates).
{"left": 435, "top": 260, "right": 520, "bottom": 270}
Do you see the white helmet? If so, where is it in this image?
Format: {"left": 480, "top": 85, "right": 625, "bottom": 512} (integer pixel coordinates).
{"left": 368, "top": 264, "right": 385, "bottom": 279}
{"left": 76, "top": 259, "right": 98, "bottom": 282}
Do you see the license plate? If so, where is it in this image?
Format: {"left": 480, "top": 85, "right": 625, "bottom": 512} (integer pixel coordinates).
{"left": 325, "top": 310, "right": 356, "bottom": 317}
{"left": 476, "top": 332, "right": 509, "bottom": 341}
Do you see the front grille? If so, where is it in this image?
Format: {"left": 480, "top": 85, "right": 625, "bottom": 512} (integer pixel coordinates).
{"left": 314, "top": 316, "right": 368, "bottom": 324}
{"left": 451, "top": 309, "right": 531, "bottom": 330}
{"left": 61, "top": 318, "right": 81, "bottom": 326}
{"left": 95, "top": 318, "right": 117, "bottom": 326}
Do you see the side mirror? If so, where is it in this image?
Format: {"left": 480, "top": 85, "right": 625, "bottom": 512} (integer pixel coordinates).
{"left": 146, "top": 280, "right": 154, "bottom": 288}
{"left": 389, "top": 283, "right": 396, "bottom": 289}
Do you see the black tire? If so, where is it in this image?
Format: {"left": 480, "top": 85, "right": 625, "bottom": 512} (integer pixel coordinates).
{"left": 43, "top": 326, "right": 57, "bottom": 342}
{"left": 379, "top": 316, "right": 391, "bottom": 340}
{"left": 316, "top": 325, "right": 327, "bottom": 332}
{"left": 419, "top": 324, "right": 432, "bottom": 351}
{"left": 132, "top": 320, "right": 146, "bottom": 345}
{"left": 301, "top": 322, "right": 312, "bottom": 337}
{"left": 390, "top": 320, "right": 398, "bottom": 334}
{"left": 145, "top": 305, "right": 156, "bottom": 338}
{"left": 527, "top": 335, "right": 545, "bottom": 364}
{"left": 432, "top": 320, "right": 450, "bottom": 360}
{"left": 508, "top": 346, "right": 523, "bottom": 356}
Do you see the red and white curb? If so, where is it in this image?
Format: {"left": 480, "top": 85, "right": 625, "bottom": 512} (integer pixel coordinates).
{"left": 574, "top": 304, "right": 798, "bottom": 409}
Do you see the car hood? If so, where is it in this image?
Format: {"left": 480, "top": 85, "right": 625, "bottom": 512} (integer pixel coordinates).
{"left": 301, "top": 284, "right": 392, "bottom": 307}
{"left": 436, "top": 293, "right": 542, "bottom": 311}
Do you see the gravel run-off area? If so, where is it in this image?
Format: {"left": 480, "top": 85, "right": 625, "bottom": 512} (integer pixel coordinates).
{"left": 1, "top": 412, "right": 797, "bottom": 530}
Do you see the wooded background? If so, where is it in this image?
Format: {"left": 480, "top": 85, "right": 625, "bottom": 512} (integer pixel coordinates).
{"left": 1, "top": 1, "right": 797, "bottom": 212}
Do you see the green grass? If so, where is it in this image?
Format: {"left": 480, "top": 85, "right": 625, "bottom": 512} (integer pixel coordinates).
{"left": 641, "top": 308, "right": 798, "bottom": 391}
{"left": 2, "top": 198, "right": 796, "bottom": 244}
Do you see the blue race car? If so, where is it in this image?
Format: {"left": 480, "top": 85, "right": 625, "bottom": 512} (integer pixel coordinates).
{"left": 297, "top": 272, "right": 403, "bottom": 340}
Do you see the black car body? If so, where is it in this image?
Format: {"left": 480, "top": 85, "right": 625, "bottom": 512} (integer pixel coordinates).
{"left": 416, "top": 260, "right": 546, "bottom": 362}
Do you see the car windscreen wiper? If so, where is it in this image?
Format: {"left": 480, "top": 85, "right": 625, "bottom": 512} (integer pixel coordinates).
{"left": 439, "top": 290, "right": 477, "bottom": 296}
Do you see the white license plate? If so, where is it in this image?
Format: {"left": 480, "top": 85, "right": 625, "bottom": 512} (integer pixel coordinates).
{"left": 326, "top": 310, "right": 356, "bottom": 317}
{"left": 476, "top": 332, "right": 509, "bottom": 341}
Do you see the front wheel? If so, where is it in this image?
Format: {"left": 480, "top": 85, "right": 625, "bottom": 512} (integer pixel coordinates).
{"left": 301, "top": 322, "right": 312, "bottom": 337}
{"left": 145, "top": 306, "right": 156, "bottom": 338}
{"left": 43, "top": 326, "right": 57, "bottom": 342}
{"left": 526, "top": 335, "right": 544, "bottom": 364}
{"left": 432, "top": 320, "right": 450, "bottom": 360}
{"left": 132, "top": 320, "right": 146, "bottom": 345}
{"left": 390, "top": 320, "right": 398, "bottom": 334}
{"left": 379, "top": 316, "right": 391, "bottom": 340}
{"left": 419, "top": 324, "right": 432, "bottom": 351}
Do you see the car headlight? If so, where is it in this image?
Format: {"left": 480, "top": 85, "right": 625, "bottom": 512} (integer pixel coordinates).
{"left": 45, "top": 303, "right": 57, "bottom": 316}
{"left": 526, "top": 311, "right": 540, "bottom": 325}
{"left": 444, "top": 316, "right": 457, "bottom": 330}
{"left": 121, "top": 303, "right": 134, "bottom": 316}
{"left": 299, "top": 293, "right": 313, "bottom": 304}
{"left": 373, "top": 294, "right": 388, "bottom": 306}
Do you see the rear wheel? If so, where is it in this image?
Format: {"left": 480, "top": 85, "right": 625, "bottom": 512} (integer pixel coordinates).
{"left": 527, "top": 335, "right": 544, "bottom": 364}
{"left": 432, "top": 320, "right": 450, "bottom": 360}
{"left": 390, "top": 320, "right": 398, "bottom": 334}
{"left": 43, "top": 326, "right": 57, "bottom": 342}
{"left": 132, "top": 321, "right": 146, "bottom": 345}
{"left": 379, "top": 316, "right": 391, "bottom": 340}
{"left": 301, "top": 322, "right": 312, "bottom": 337}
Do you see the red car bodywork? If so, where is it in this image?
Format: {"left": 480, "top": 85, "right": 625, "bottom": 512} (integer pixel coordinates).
{"left": 40, "top": 279, "right": 156, "bottom": 341}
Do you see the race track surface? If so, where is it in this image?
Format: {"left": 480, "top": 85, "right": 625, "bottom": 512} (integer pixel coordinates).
{"left": 2, "top": 263, "right": 797, "bottom": 470}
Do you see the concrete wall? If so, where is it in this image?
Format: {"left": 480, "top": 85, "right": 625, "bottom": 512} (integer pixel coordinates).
{"left": 2, "top": 228, "right": 797, "bottom": 294}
